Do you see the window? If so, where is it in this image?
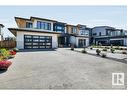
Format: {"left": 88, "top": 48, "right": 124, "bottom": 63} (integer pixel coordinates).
{"left": 55, "top": 26, "right": 65, "bottom": 33}
{"left": 37, "top": 21, "right": 42, "bottom": 29}
{"left": 25, "top": 35, "right": 32, "bottom": 38}
{"left": 57, "top": 26, "right": 63, "bottom": 30}
{"left": 93, "top": 33, "right": 97, "bottom": 36}
{"left": 33, "top": 36, "right": 39, "bottom": 38}
{"left": 26, "top": 22, "right": 33, "bottom": 28}
{"left": 124, "top": 31, "right": 127, "bottom": 35}
{"left": 99, "top": 32, "right": 101, "bottom": 36}
{"left": 106, "top": 30, "right": 109, "bottom": 36}
{"left": 47, "top": 23, "right": 51, "bottom": 30}
{"left": 37, "top": 21, "right": 51, "bottom": 30}
{"left": 80, "top": 30, "right": 89, "bottom": 36}
{"left": 71, "top": 27, "right": 77, "bottom": 33}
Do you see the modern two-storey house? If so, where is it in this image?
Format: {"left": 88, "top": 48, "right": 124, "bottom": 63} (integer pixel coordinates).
{"left": 92, "top": 26, "right": 127, "bottom": 46}
{"left": 8, "top": 17, "right": 90, "bottom": 49}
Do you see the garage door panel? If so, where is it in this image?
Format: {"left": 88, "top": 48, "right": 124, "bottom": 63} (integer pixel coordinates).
{"left": 24, "top": 35, "right": 52, "bottom": 49}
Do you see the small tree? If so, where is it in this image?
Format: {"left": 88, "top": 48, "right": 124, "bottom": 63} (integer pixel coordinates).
{"left": 82, "top": 47, "right": 87, "bottom": 53}
{"left": 110, "top": 48, "right": 115, "bottom": 53}
{"left": 111, "top": 44, "right": 113, "bottom": 49}
{"left": 96, "top": 49, "right": 101, "bottom": 55}
{"left": 71, "top": 44, "right": 74, "bottom": 51}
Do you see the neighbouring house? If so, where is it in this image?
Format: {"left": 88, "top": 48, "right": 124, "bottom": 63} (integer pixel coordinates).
{"left": 0, "top": 24, "right": 4, "bottom": 41}
{"left": 92, "top": 26, "right": 127, "bottom": 46}
{"left": 8, "top": 17, "right": 90, "bottom": 49}
{"left": 66, "top": 24, "right": 90, "bottom": 47}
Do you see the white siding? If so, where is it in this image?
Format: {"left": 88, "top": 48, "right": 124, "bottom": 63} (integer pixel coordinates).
{"left": 16, "top": 31, "right": 58, "bottom": 49}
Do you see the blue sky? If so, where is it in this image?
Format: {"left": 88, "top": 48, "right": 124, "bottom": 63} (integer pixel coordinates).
{"left": 0, "top": 6, "right": 127, "bottom": 37}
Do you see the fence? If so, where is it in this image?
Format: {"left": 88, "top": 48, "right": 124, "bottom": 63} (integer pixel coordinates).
{"left": 0, "top": 40, "right": 16, "bottom": 49}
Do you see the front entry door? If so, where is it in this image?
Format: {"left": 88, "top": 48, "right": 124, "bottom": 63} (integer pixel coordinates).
{"left": 78, "top": 39, "right": 86, "bottom": 47}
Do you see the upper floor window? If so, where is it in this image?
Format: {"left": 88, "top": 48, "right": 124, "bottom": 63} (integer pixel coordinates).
{"left": 106, "top": 30, "right": 109, "bottom": 36}
{"left": 53, "top": 23, "right": 65, "bottom": 33}
{"left": 26, "top": 22, "right": 33, "bottom": 28}
{"left": 37, "top": 21, "right": 51, "bottom": 30}
{"left": 93, "top": 33, "right": 97, "bottom": 36}
{"left": 55, "top": 26, "right": 65, "bottom": 33}
{"left": 110, "top": 30, "right": 122, "bottom": 36}
{"left": 71, "top": 27, "right": 77, "bottom": 33}
{"left": 99, "top": 32, "right": 101, "bottom": 36}
{"left": 124, "top": 31, "right": 127, "bottom": 35}
{"left": 79, "top": 30, "right": 89, "bottom": 36}
{"left": 57, "top": 26, "right": 63, "bottom": 30}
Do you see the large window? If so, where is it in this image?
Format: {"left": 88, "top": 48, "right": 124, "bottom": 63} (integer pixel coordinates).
{"left": 37, "top": 21, "right": 51, "bottom": 30}
{"left": 53, "top": 23, "right": 65, "bottom": 33}
{"left": 124, "top": 31, "right": 127, "bottom": 35}
{"left": 57, "top": 26, "right": 63, "bottom": 30}
{"left": 79, "top": 30, "right": 89, "bottom": 36}
{"left": 26, "top": 22, "right": 33, "bottom": 28}
{"left": 71, "top": 27, "right": 77, "bottom": 33}
{"left": 110, "top": 30, "right": 122, "bottom": 36}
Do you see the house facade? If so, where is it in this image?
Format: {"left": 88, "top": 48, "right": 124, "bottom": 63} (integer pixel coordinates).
{"left": 8, "top": 17, "right": 90, "bottom": 49}
{"left": 92, "top": 26, "right": 127, "bottom": 46}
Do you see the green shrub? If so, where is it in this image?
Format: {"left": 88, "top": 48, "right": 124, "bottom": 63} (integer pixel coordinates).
{"left": 101, "top": 53, "right": 107, "bottom": 58}
{"left": 105, "top": 46, "right": 110, "bottom": 49}
{"left": 90, "top": 47, "right": 93, "bottom": 50}
{"left": 102, "top": 48, "right": 107, "bottom": 51}
{"left": 110, "top": 48, "right": 115, "bottom": 53}
{"left": 13, "top": 48, "right": 19, "bottom": 52}
{"left": 0, "top": 49, "right": 10, "bottom": 60}
{"left": 111, "top": 44, "right": 113, "bottom": 48}
{"left": 122, "top": 51, "right": 127, "bottom": 54}
{"left": 81, "top": 48, "right": 87, "bottom": 53}
{"left": 96, "top": 49, "right": 101, "bottom": 55}
{"left": 70, "top": 44, "right": 74, "bottom": 51}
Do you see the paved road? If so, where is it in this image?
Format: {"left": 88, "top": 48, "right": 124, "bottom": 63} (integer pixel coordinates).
{"left": 0, "top": 48, "right": 127, "bottom": 89}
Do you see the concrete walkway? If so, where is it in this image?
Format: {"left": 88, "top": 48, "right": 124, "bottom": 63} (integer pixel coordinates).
{"left": 0, "top": 48, "right": 127, "bottom": 89}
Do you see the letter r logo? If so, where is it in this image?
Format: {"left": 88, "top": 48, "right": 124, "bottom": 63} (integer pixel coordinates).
{"left": 112, "top": 73, "right": 124, "bottom": 86}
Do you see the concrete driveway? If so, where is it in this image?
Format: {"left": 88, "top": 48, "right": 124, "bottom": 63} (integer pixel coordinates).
{"left": 0, "top": 48, "right": 127, "bottom": 89}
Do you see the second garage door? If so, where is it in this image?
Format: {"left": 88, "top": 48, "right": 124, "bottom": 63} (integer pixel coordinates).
{"left": 24, "top": 35, "right": 52, "bottom": 49}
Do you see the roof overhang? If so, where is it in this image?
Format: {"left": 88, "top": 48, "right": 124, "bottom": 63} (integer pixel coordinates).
{"left": 30, "top": 16, "right": 57, "bottom": 22}
{"left": 8, "top": 28, "right": 61, "bottom": 36}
